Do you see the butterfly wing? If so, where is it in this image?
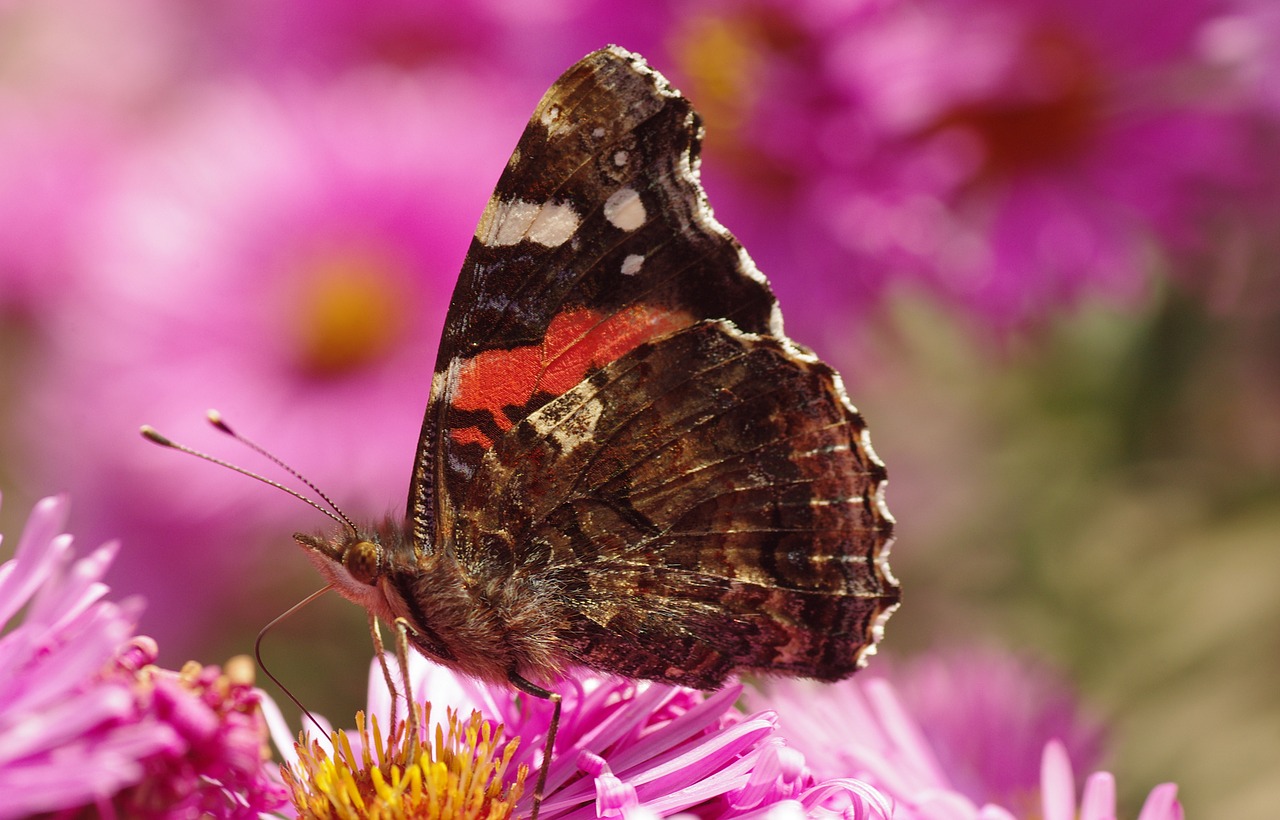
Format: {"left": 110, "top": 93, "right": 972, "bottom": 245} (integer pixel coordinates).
{"left": 410, "top": 46, "right": 779, "bottom": 548}
{"left": 456, "top": 319, "right": 898, "bottom": 686}
{"left": 411, "top": 46, "right": 897, "bottom": 685}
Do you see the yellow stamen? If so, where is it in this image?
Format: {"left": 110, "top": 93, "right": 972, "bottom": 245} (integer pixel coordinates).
{"left": 282, "top": 704, "right": 526, "bottom": 820}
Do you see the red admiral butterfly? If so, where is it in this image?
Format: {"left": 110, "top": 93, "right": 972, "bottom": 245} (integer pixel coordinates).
{"left": 149, "top": 45, "right": 898, "bottom": 817}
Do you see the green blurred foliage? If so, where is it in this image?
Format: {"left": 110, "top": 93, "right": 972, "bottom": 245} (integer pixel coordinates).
{"left": 859, "top": 287, "right": 1280, "bottom": 817}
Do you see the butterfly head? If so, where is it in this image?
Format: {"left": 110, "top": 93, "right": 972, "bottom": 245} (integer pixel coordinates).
{"left": 294, "top": 528, "right": 394, "bottom": 614}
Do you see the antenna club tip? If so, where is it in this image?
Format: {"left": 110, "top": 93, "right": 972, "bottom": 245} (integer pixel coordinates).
{"left": 139, "top": 425, "right": 173, "bottom": 447}
{"left": 206, "top": 409, "right": 233, "bottom": 434}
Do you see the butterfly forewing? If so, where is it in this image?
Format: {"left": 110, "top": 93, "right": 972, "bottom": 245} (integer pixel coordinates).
{"left": 411, "top": 46, "right": 780, "bottom": 545}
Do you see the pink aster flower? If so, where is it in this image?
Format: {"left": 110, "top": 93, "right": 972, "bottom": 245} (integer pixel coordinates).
{"left": 18, "top": 73, "right": 524, "bottom": 655}
{"left": 0, "top": 493, "right": 286, "bottom": 817}
{"left": 194, "top": 0, "right": 665, "bottom": 88}
{"left": 266, "top": 651, "right": 896, "bottom": 819}
{"left": 664, "top": 0, "right": 1275, "bottom": 331}
{"left": 879, "top": 648, "right": 1104, "bottom": 809}
{"left": 0, "top": 107, "right": 110, "bottom": 320}
{"left": 750, "top": 652, "right": 1180, "bottom": 819}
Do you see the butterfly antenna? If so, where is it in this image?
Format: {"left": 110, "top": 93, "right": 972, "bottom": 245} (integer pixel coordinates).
{"left": 256, "top": 585, "right": 334, "bottom": 739}
{"left": 204, "top": 410, "right": 359, "bottom": 533}
{"left": 139, "top": 424, "right": 349, "bottom": 530}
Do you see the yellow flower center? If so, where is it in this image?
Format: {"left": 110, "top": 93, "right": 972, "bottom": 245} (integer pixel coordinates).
{"left": 667, "top": 10, "right": 810, "bottom": 195}
{"left": 282, "top": 706, "right": 526, "bottom": 820}
{"left": 289, "top": 247, "right": 412, "bottom": 378}
{"left": 669, "top": 14, "right": 761, "bottom": 135}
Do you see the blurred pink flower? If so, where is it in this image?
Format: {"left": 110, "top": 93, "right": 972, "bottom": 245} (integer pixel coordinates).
{"left": 0, "top": 493, "right": 286, "bottom": 817}
{"left": 197, "top": 0, "right": 517, "bottom": 78}
{"left": 750, "top": 656, "right": 1179, "bottom": 820}
{"left": 194, "top": 0, "right": 666, "bottom": 86}
{"left": 266, "top": 652, "right": 896, "bottom": 818}
{"left": 1039, "top": 740, "right": 1183, "bottom": 820}
{"left": 0, "top": 0, "right": 192, "bottom": 118}
{"left": 18, "top": 74, "right": 522, "bottom": 656}
{"left": 0, "top": 108, "right": 109, "bottom": 319}
{"left": 1209, "top": 0, "right": 1280, "bottom": 114}
{"left": 748, "top": 649, "right": 1103, "bottom": 811}
{"left": 664, "top": 0, "right": 1275, "bottom": 331}
{"left": 884, "top": 648, "right": 1105, "bottom": 809}
{"left": 0, "top": 0, "right": 197, "bottom": 353}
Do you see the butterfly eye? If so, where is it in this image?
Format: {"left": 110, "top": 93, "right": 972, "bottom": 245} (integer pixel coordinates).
{"left": 343, "top": 540, "right": 381, "bottom": 585}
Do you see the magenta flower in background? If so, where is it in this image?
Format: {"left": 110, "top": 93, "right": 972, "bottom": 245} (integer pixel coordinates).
{"left": 0, "top": 493, "right": 286, "bottom": 817}
{"left": 0, "top": 0, "right": 196, "bottom": 321}
{"left": 193, "top": 0, "right": 667, "bottom": 88}
{"left": 18, "top": 73, "right": 524, "bottom": 655}
{"left": 882, "top": 647, "right": 1105, "bottom": 809}
{"left": 195, "top": 0, "right": 502, "bottom": 76}
{"left": 749, "top": 654, "right": 1180, "bottom": 819}
{"left": 662, "top": 0, "right": 1276, "bottom": 333}
{"left": 0, "top": 110, "right": 109, "bottom": 320}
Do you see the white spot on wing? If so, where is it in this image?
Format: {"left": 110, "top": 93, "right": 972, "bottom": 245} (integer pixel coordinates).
{"left": 613, "top": 150, "right": 628, "bottom": 167}
{"left": 477, "top": 198, "right": 581, "bottom": 247}
{"left": 603, "top": 187, "right": 646, "bottom": 232}
{"left": 592, "top": 126, "right": 606, "bottom": 138}
{"left": 527, "top": 201, "right": 581, "bottom": 247}
{"left": 477, "top": 198, "right": 539, "bottom": 246}
{"left": 620, "top": 254, "right": 644, "bottom": 275}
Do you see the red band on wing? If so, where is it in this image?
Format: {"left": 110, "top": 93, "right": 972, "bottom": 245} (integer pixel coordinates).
{"left": 449, "top": 305, "right": 691, "bottom": 447}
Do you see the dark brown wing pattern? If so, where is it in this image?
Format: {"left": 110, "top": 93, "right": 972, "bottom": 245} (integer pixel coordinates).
{"left": 454, "top": 320, "right": 897, "bottom": 687}
{"left": 410, "top": 46, "right": 778, "bottom": 551}
{"left": 405, "top": 45, "right": 897, "bottom": 687}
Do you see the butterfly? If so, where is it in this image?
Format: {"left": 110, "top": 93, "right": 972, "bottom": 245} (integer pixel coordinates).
{"left": 151, "top": 45, "right": 899, "bottom": 818}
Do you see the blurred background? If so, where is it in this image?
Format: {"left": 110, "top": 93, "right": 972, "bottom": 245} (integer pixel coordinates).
{"left": 0, "top": 0, "right": 1276, "bottom": 816}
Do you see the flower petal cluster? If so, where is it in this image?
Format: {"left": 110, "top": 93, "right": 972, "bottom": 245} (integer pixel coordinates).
{"left": 0, "top": 494, "right": 154, "bottom": 817}
{"left": 269, "top": 652, "right": 896, "bottom": 819}
{"left": 110, "top": 652, "right": 289, "bottom": 817}
{"left": 0, "top": 494, "right": 285, "bottom": 818}
{"left": 271, "top": 645, "right": 1188, "bottom": 820}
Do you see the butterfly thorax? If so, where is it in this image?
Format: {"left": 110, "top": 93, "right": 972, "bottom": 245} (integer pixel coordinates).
{"left": 294, "top": 520, "right": 566, "bottom": 686}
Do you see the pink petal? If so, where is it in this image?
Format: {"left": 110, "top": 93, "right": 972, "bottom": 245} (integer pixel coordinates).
{"left": 1040, "top": 740, "right": 1077, "bottom": 820}
{"left": 1079, "top": 771, "right": 1116, "bottom": 820}
{"left": 1136, "top": 783, "right": 1183, "bottom": 820}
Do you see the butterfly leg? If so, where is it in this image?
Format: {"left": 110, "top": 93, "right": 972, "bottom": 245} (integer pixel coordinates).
{"left": 392, "top": 616, "right": 421, "bottom": 751}
{"left": 367, "top": 613, "right": 403, "bottom": 729}
{"left": 508, "top": 671, "right": 561, "bottom": 820}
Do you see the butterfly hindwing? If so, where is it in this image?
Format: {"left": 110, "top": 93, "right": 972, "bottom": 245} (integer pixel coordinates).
{"left": 410, "top": 47, "right": 780, "bottom": 546}
{"left": 454, "top": 320, "right": 896, "bottom": 687}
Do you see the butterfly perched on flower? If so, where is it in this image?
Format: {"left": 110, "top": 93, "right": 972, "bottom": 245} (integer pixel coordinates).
{"left": 149, "top": 44, "right": 899, "bottom": 819}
